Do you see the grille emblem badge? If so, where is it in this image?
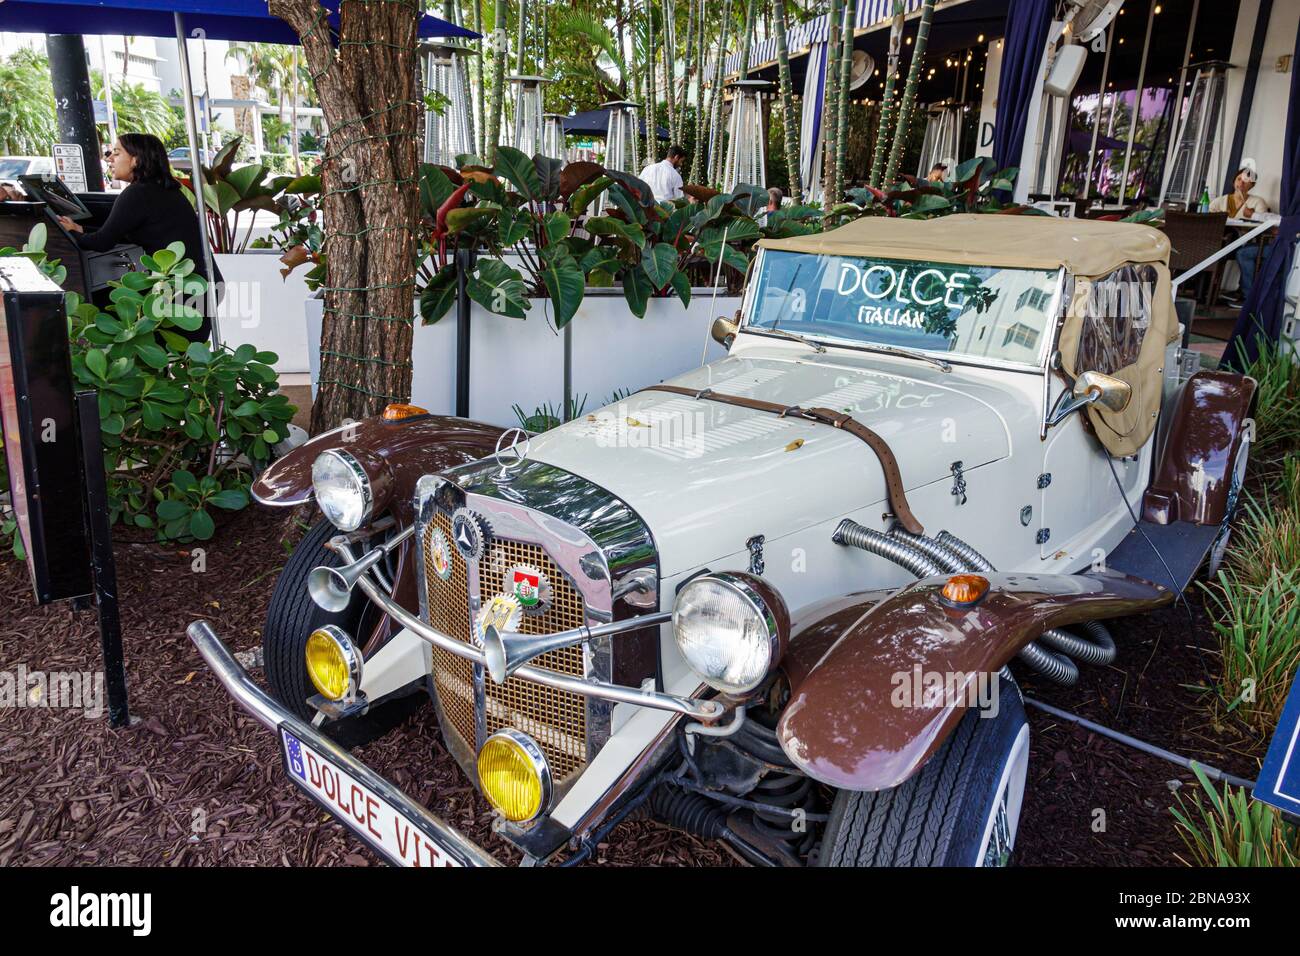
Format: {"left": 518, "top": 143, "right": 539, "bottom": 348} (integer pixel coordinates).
{"left": 475, "top": 593, "right": 522, "bottom": 648}
{"left": 451, "top": 507, "right": 490, "bottom": 561}
{"left": 506, "top": 563, "right": 552, "bottom": 615}
{"left": 429, "top": 527, "right": 454, "bottom": 581}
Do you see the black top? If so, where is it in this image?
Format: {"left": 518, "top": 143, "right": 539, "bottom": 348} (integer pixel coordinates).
{"left": 75, "top": 181, "right": 222, "bottom": 285}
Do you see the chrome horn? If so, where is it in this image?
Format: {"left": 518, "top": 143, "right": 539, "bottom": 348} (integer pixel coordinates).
{"left": 307, "top": 526, "right": 413, "bottom": 612}
{"left": 482, "top": 611, "right": 671, "bottom": 685}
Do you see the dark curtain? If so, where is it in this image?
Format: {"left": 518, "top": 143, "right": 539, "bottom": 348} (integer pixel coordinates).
{"left": 992, "top": 0, "right": 1054, "bottom": 173}
{"left": 1221, "top": 18, "right": 1300, "bottom": 370}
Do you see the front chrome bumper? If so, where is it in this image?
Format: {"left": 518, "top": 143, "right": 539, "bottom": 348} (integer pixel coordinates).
{"left": 186, "top": 620, "right": 500, "bottom": 867}
{"left": 330, "top": 538, "right": 726, "bottom": 722}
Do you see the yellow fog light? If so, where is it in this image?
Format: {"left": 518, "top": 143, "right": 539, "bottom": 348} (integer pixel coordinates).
{"left": 304, "top": 625, "right": 361, "bottom": 702}
{"left": 477, "top": 729, "right": 552, "bottom": 823}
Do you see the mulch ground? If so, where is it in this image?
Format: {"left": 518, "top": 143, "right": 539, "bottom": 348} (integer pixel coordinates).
{"left": 0, "top": 505, "right": 1265, "bottom": 867}
{"left": 0, "top": 508, "right": 729, "bottom": 867}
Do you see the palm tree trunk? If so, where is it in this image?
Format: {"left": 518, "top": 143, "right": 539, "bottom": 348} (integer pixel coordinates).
{"left": 821, "top": 0, "right": 843, "bottom": 216}
{"left": 883, "top": 0, "right": 934, "bottom": 187}
{"left": 869, "top": 1, "right": 905, "bottom": 188}
{"left": 772, "top": 0, "right": 801, "bottom": 201}
{"left": 486, "top": 0, "right": 508, "bottom": 163}
{"left": 834, "top": 0, "right": 856, "bottom": 194}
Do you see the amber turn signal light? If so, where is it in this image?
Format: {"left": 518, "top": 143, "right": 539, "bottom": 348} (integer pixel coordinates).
{"left": 382, "top": 402, "right": 428, "bottom": 421}
{"left": 941, "top": 574, "right": 989, "bottom": 607}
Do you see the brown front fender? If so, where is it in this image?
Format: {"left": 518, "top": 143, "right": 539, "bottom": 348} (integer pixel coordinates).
{"left": 252, "top": 414, "right": 506, "bottom": 523}
{"left": 776, "top": 571, "right": 1172, "bottom": 792}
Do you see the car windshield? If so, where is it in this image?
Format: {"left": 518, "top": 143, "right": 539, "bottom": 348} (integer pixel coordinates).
{"left": 746, "top": 249, "right": 1062, "bottom": 367}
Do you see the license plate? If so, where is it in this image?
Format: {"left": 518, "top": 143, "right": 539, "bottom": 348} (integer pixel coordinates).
{"left": 279, "top": 726, "right": 466, "bottom": 867}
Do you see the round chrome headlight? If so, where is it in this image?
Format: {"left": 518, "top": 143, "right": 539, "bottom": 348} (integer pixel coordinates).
{"left": 311, "top": 449, "right": 373, "bottom": 531}
{"left": 672, "top": 572, "right": 789, "bottom": 695}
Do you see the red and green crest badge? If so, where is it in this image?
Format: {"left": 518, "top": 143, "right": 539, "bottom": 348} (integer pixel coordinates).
{"left": 506, "top": 564, "right": 550, "bottom": 614}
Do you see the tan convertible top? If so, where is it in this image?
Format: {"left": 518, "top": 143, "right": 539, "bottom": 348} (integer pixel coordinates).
{"left": 759, "top": 213, "right": 1171, "bottom": 276}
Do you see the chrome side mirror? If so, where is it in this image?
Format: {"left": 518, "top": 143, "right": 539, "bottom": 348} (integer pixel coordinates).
{"left": 711, "top": 316, "right": 739, "bottom": 348}
{"left": 1046, "top": 370, "right": 1132, "bottom": 428}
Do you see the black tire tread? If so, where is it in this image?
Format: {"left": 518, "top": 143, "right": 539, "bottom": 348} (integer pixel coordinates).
{"left": 818, "top": 690, "right": 1024, "bottom": 867}
{"left": 263, "top": 518, "right": 365, "bottom": 721}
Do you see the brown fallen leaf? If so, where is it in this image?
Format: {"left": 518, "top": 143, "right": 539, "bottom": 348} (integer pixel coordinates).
{"left": 784, "top": 439, "right": 805, "bottom": 452}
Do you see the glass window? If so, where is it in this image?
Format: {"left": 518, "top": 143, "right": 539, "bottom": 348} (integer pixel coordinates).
{"left": 747, "top": 249, "right": 1061, "bottom": 367}
{"left": 1072, "top": 264, "right": 1157, "bottom": 375}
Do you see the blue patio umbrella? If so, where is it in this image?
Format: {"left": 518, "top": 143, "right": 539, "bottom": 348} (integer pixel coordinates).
{"left": 0, "top": 0, "right": 478, "bottom": 344}
{"left": 0, "top": 1, "right": 477, "bottom": 44}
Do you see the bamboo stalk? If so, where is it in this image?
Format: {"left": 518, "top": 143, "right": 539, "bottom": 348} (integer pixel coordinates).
{"left": 834, "top": 0, "right": 857, "bottom": 194}
{"left": 707, "top": 0, "right": 733, "bottom": 187}
{"left": 868, "top": 1, "right": 905, "bottom": 188}
{"left": 772, "top": 0, "right": 801, "bottom": 201}
{"left": 472, "top": 0, "right": 485, "bottom": 158}
{"left": 883, "top": 0, "right": 934, "bottom": 187}
{"left": 690, "top": 0, "right": 708, "bottom": 182}
{"left": 486, "top": 0, "right": 507, "bottom": 163}
{"left": 821, "top": 0, "right": 844, "bottom": 216}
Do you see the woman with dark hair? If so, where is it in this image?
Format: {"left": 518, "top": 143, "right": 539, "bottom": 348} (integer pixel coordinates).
{"left": 57, "top": 133, "right": 222, "bottom": 342}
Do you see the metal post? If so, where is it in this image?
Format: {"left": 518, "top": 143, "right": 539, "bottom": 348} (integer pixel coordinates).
{"left": 76, "top": 390, "right": 130, "bottom": 727}
{"left": 455, "top": 245, "right": 475, "bottom": 418}
{"left": 1119, "top": 2, "right": 1156, "bottom": 205}
{"left": 174, "top": 14, "right": 221, "bottom": 348}
{"left": 47, "top": 34, "right": 106, "bottom": 192}
{"left": 563, "top": 323, "right": 573, "bottom": 423}
{"left": 1159, "top": 0, "right": 1201, "bottom": 204}
{"left": 1082, "top": 17, "right": 1115, "bottom": 202}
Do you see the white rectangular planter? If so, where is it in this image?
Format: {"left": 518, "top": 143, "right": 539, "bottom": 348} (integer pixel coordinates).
{"left": 307, "top": 289, "right": 737, "bottom": 428}
{"left": 214, "top": 250, "right": 313, "bottom": 373}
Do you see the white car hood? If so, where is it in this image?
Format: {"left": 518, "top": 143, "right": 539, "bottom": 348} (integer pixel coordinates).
{"left": 527, "top": 350, "right": 1015, "bottom": 576}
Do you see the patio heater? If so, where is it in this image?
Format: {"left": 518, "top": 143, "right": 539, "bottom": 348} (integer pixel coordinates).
{"left": 422, "top": 41, "right": 475, "bottom": 165}
{"left": 722, "top": 79, "right": 770, "bottom": 191}
{"left": 1159, "top": 62, "right": 1231, "bottom": 209}
{"left": 916, "top": 103, "right": 964, "bottom": 179}
{"left": 509, "top": 75, "right": 549, "bottom": 157}
{"left": 602, "top": 101, "right": 640, "bottom": 173}
{"left": 541, "top": 113, "right": 567, "bottom": 162}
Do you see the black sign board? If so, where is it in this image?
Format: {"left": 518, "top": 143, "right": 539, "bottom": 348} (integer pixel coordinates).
{"left": 0, "top": 256, "right": 92, "bottom": 602}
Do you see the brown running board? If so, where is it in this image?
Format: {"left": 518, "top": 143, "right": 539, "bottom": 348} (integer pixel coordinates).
{"left": 639, "top": 385, "right": 925, "bottom": 534}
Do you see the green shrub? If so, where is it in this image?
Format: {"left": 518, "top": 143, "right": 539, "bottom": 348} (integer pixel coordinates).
{"left": 1228, "top": 465, "right": 1300, "bottom": 590}
{"left": 1237, "top": 334, "right": 1300, "bottom": 465}
{"left": 1, "top": 227, "right": 295, "bottom": 547}
{"left": 1171, "top": 764, "right": 1300, "bottom": 867}
{"left": 1205, "top": 566, "right": 1300, "bottom": 731}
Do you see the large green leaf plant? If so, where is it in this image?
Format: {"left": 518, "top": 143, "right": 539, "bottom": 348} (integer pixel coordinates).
{"left": 1, "top": 229, "right": 295, "bottom": 548}
{"left": 417, "top": 147, "right": 820, "bottom": 326}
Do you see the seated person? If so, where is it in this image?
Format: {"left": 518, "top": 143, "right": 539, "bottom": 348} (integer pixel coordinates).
{"left": 1209, "top": 162, "right": 1270, "bottom": 305}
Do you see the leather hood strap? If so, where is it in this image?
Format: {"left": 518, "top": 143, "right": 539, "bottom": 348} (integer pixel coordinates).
{"left": 640, "top": 385, "right": 924, "bottom": 535}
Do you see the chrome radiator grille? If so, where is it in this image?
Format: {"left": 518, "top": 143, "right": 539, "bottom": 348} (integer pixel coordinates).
{"left": 421, "top": 512, "right": 589, "bottom": 782}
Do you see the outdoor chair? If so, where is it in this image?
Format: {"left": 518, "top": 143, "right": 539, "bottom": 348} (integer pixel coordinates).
{"left": 1162, "top": 210, "right": 1228, "bottom": 305}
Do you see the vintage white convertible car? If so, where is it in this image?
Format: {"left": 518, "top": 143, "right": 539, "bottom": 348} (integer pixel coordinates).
{"left": 190, "top": 215, "right": 1256, "bottom": 867}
